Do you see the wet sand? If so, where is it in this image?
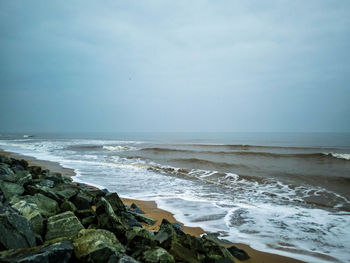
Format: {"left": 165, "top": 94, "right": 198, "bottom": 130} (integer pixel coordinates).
{"left": 1, "top": 149, "right": 306, "bottom": 263}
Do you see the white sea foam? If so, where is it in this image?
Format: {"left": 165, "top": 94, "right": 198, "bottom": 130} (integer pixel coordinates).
{"left": 102, "top": 145, "right": 135, "bottom": 151}
{"left": 326, "top": 152, "right": 350, "bottom": 160}
{"left": 1, "top": 138, "right": 350, "bottom": 263}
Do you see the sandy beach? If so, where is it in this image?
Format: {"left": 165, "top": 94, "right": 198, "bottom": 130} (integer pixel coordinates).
{"left": 0, "top": 149, "right": 306, "bottom": 263}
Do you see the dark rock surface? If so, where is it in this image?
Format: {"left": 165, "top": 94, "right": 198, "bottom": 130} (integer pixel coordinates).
{"left": 105, "top": 192, "right": 126, "bottom": 213}
{"left": 227, "top": 245, "right": 250, "bottom": 261}
{"left": 73, "top": 229, "right": 125, "bottom": 263}
{"left": 0, "top": 240, "right": 74, "bottom": 263}
{"left": 0, "top": 153, "right": 246, "bottom": 263}
{"left": 12, "top": 200, "right": 44, "bottom": 235}
{"left": 45, "top": 211, "right": 84, "bottom": 241}
{"left": 0, "top": 205, "right": 36, "bottom": 250}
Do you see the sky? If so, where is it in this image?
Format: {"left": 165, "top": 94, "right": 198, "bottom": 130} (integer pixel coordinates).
{"left": 0, "top": 0, "right": 349, "bottom": 133}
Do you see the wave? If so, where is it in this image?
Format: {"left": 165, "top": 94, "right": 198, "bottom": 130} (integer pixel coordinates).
{"left": 170, "top": 157, "right": 248, "bottom": 169}
{"left": 102, "top": 145, "right": 134, "bottom": 151}
{"left": 140, "top": 147, "right": 350, "bottom": 161}
{"left": 67, "top": 145, "right": 102, "bottom": 150}
{"left": 175, "top": 143, "right": 340, "bottom": 151}
{"left": 327, "top": 152, "right": 350, "bottom": 160}
{"left": 67, "top": 144, "right": 135, "bottom": 152}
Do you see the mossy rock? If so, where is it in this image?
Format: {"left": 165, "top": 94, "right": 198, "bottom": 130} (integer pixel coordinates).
{"left": 0, "top": 240, "right": 73, "bottom": 263}
{"left": 126, "top": 227, "right": 157, "bottom": 251}
{"left": 141, "top": 247, "right": 175, "bottom": 263}
{"left": 0, "top": 205, "right": 36, "bottom": 250}
{"left": 73, "top": 229, "right": 125, "bottom": 263}
{"left": 45, "top": 211, "right": 84, "bottom": 241}
{"left": 12, "top": 200, "right": 44, "bottom": 235}
{"left": 0, "top": 181, "right": 24, "bottom": 201}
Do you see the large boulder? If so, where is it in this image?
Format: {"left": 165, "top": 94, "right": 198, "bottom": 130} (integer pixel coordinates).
{"left": 130, "top": 203, "right": 144, "bottom": 214}
{"left": 126, "top": 227, "right": 157, "bottom": 251}
{"left": 60, "top": 200, "right": 77, "bottom": 213}
{"left": 130, "top": 211, "right": 156, "bottom": 226}
{"left": 0, "top": 240, "right": 73, "bottom": 263}
{"left": 104, "top": 192, "right": 126, "bottom": 213}
{"left": 73, "top": 229, "right": 125, "bottom": 263}
{"left": 108, "top": 254, "right": 140, "bottom": 263}
{"left": 141, "top": 247, "right": 175, "bottom": 263}
{"left": 156, "top": 220, "right": 235, "bottom": 263}
{"left": 0, "top": 205, "right": 36, "bottom": 250}
{"left": 200, "top": 238, "right": 236, "bottom": 263}
{"left": 0, "top": 181, "right": 24, "bottom": 201}
{"left": 45, "top": 211, "right": 84, "bottom": 241}
{"left": 120, "top": 212, "right": 142, "bottom": 228}
{"left": 71, "top": 191, "right": 93, "bottom": 210}
{"left": 25, "top": 185, "right": 61, "bottom": 202}
{"left": 11, "top": 193, "right": 59, "bottom": 217}
{"left": 12, "top": 200, "right": 44, "bottom": 235}
{"left": 53, "top": 184, "right": 79, "bottom": 200}
{"left": 0, "top": 164, "right": 14, "bottom": 177}
{"left": 95, "top": 197, "right": 126, "bottom": 242}
{"left": 27, "top": 166, "right": 42, "bottom": 178}
{"left": 16, "top": 173, "right": 33, "bottom": 186}
{"left": 227, "top": 246, "right": 250, "bottom": 261}
{"left": 155, "top": 219, "right": 180, "bottom": 244}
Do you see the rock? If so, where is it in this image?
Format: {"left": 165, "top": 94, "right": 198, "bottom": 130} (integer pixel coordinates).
{"left": 101, "top": 188, "right": 109, "bottom": 194}
{"left": 108, "top": 254, "right": 140, "bottom": 263}
{"left": 0, "top": 240, "right": 73, "bottom": 263}
{"left": 0, "top": 205, "right": 36, "bottom": 250}
{"left": 0, "top": 164, "right": 14, "bottom": 176}
{"left": 130, "top": 211, "right": 156, "bottom": 226}
{"left": 170, "top": 223, "right": 185, "bottom": 235}
{"left": 10, "top": 158, "right": 28, "bottom": 170}
{"left": 104, "top": 192, "right": 126, "bottom": 213}
{"left": 0, "top": 181, "right": 24, "bottom": 201}
{"left": 17, "top": 173, "right": 32, "bottom": 186}
{"left": 53, "top": 184, "right": 79, "bottom": 200}
{"left": 156, "top": 220, "right": 234, "bottom": 263}
{"left": 44, "top": 172, "right": 66, "bottom": 185}
{"left": 60, "top": 200, "right": 77, "bottom": 212}
{"left": 201, "top": 239, "right": 235, "bottom": 263}
{"left": 75, "top": 208, "right": 95, "bottom": 219}
{"left": 126, "top": 227, "right": 157, "bottom": 251}
{"left": 38, "top": 179, "right": 55, "bottom": 188}
{"left": 11, "top": 193, "right": 59, "bottom": 218}
{"left": 86, "top": 188, "right": 106, "bottom": 199}
{"left": 141, "top": 247, "right": 175, "bottom": 263}
{"left": 12, "top": 200, "right": 44, "bottom": 235}
{"left": 131, "top": 203, "right": 144, "bottom": 214}
{"left": 162, "top": 241, "right": 200, "bottom": 263}
{"left": 45, "top": 211, "right": 84, "bottom": 241}
{"left": 155, "top": 219, "right": 180, "bottom": 244}
{"left": 25, "top": 185, "right": 61, "bottom": 202}
{"left": 27, "top": 166, "right": 42, "bottom": 178}
{"left": 0, "top": 155, "right": 11, "bottom": 165}
{"left": 203, "top": 233, "right": 232, "bottom": 245}
{"left": 71, "top": 191, "right": 93, "bottom": 210}
{"left": 96, "top": 197, "right": 126, "bottom": 242}
{"left": 81, "top": 216, "right": 96, "bottom": 228}
{"left": 73, "top": 229, "right": 125, "bottom": 263}
{"left": 227, "top": 246, "right": 249, "bottom": 261}
{"left": 120, "top": 212, "right": 142, "bottom": 228}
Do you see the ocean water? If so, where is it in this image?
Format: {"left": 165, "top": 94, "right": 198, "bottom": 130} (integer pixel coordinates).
{"left": 0, "top": 132, "right": 349, "bottom": 263}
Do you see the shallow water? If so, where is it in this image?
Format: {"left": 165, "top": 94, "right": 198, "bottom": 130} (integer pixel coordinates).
{"left": 1, "top": 132, "right": 349, "bottom": 263}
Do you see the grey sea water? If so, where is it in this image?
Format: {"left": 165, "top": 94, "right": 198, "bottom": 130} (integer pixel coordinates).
{"left": 1, "top": 132, "right": 349, "bottom": 263}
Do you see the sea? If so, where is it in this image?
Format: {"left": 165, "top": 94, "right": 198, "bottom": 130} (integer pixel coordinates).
{"left": 0, "top": 132, "right": 349, "bottom": 263}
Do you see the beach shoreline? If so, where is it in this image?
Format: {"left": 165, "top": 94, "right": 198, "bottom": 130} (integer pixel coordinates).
{"left": 0, "top": 149, "right": 306, "bottom": 263}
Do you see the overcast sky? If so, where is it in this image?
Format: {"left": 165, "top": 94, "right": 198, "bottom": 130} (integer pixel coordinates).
{"left": 0, "top": 0, "right": 349, "bottom": 133}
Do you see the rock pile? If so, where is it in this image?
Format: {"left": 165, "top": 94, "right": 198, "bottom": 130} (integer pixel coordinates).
{"left": 0, "top": 154, "right": 248, "bottom": 262}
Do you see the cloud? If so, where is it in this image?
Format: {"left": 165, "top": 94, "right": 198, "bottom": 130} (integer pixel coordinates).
{"left": 1, "top": 0, "right": 349, "bottom": 132}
